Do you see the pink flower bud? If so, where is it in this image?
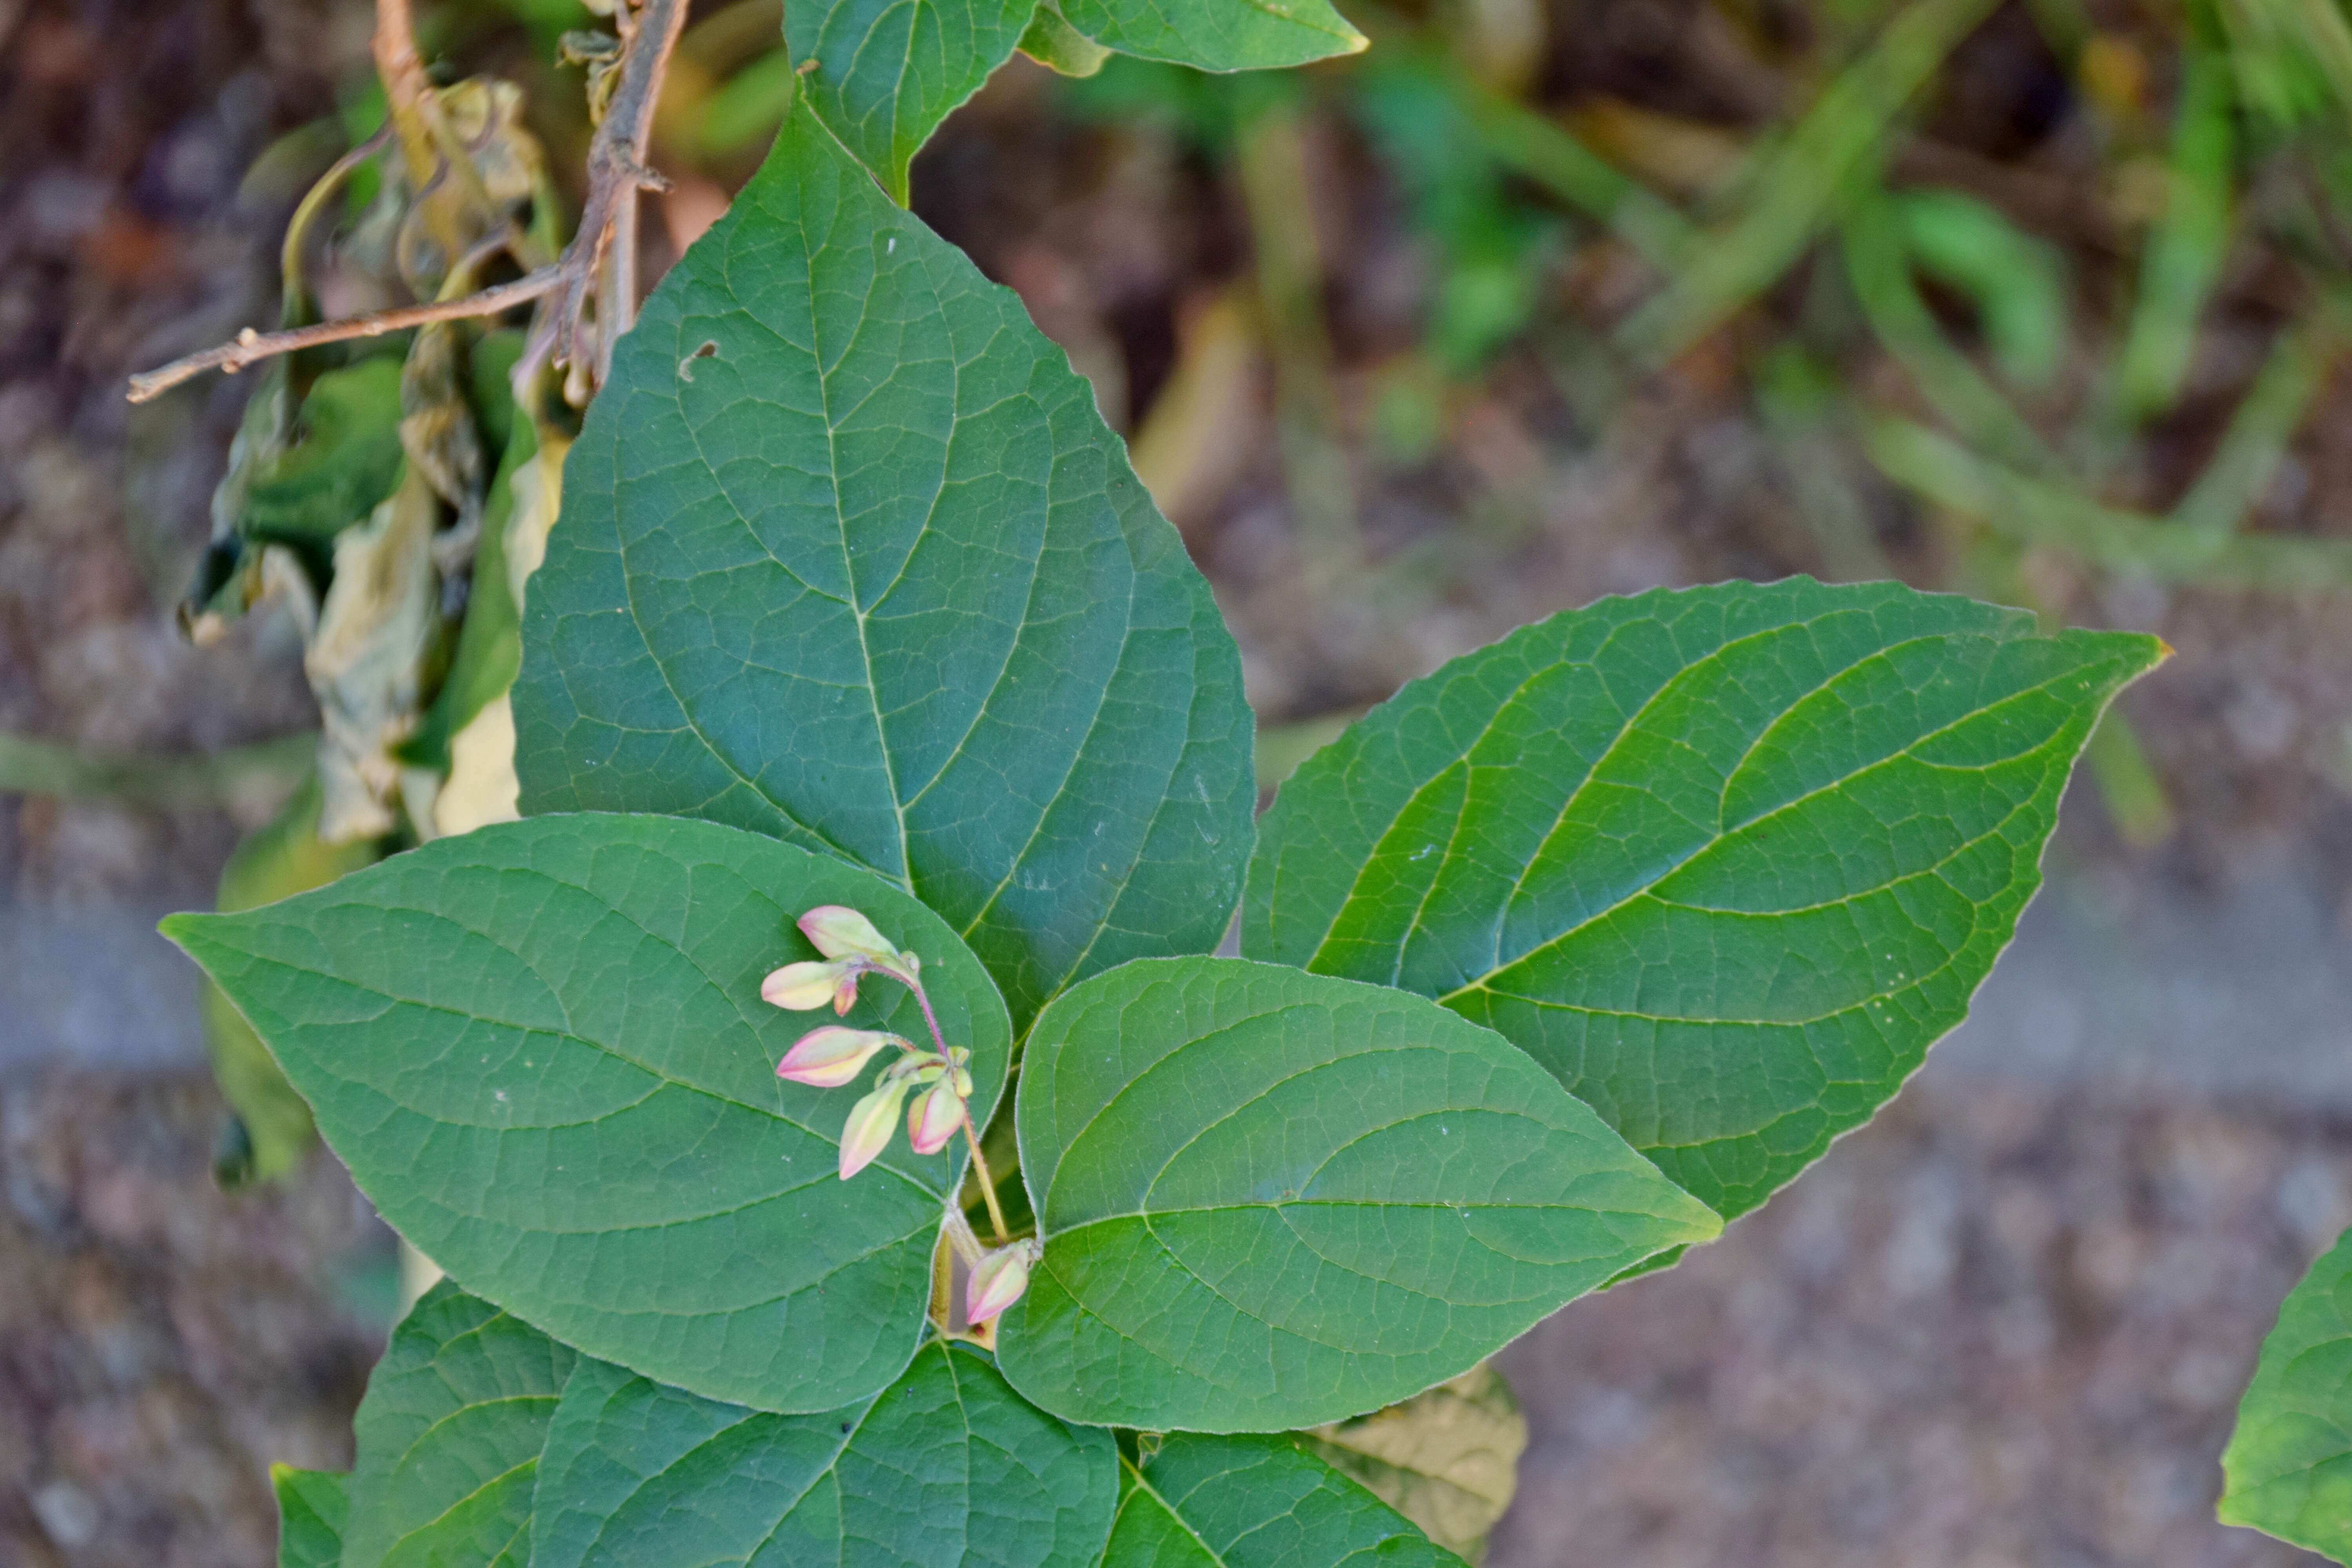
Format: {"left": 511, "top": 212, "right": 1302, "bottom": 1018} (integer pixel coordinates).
{"left": 838, "top": 1080, "right": 911, "bottom": 1180}
{"left": 762, "top": 958, "right": 853, "bottom": 1011}
{"left": 965, "top": 1239, "right": 1042, "bottom": 1326}
{"left": 776, "top": 1026, "right": 896, "bottom": 1088}
{"left": 907, "top": 1083, "right": 964, "bottom": 1155}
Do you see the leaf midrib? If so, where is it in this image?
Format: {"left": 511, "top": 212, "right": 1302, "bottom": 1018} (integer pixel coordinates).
{"left": 1430, "top": 659, "right": 2094, "bottom": 1006}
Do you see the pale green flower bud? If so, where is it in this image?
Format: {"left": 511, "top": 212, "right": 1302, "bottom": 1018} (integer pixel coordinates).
{"left": 907, "top": 1082, "right": 964, "bottom": 1155}
{"left": 775, "top": 1026, "right": 897, "bottom": 1087}
{"left": 798, "top": 905, "right": 919, "bottom": 986}
{"left": 838, "top": 1079, "right": 911, "bottom": 1179}
{"left": 761, "top": 958, "right": 855, "bottom": 1011}
{"left": 965, "top": 1238, "right": 1042, "bottom": 1326}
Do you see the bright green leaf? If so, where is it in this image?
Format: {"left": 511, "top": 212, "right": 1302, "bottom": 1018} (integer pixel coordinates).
{"left": 1242, "top": 578, "right": 2165, "bottom": 1222}
{"left": 1020, "top": 0, "right": 1112, "bottom": 76}
{"left": 340, "top": 1282, "right": 573, "bottom": 1568}
{"left": 1055, "top": 0, "right": 1364, "bottom": 70}
{"left": 2220, "top": 1225, "right": 2352, "bottom": 1561}
{"left": 239, "top": 356, "right": 408, "bottom": 563}
{"left": 998, "top": 956, "right": 1720, "bottom": 1432}
{"left": 511, "top": 99, "right": 1254, "bottom": 1039}
{"left": 787, "top": 0, "right": 1034, "bottom": 201}
{"left": 205, "top": 773, "right": 387, "bottom": 1186}
{"left": 530, "top": 1340, "right": 1117, "bottom": 1568}
{"left": 272, "top": 1464, "right": 349, "bottom": 1568}
{"left": 1103, "top": 1434, "right": 1466, "bottom": 1567}
{"left": 162, "top": 813, "right": 1013, "bottom": 1414}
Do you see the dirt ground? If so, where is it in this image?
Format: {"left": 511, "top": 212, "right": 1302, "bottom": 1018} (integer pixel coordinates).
{"left": 7, "top": 0, "right": 2352, "bottom": 1563}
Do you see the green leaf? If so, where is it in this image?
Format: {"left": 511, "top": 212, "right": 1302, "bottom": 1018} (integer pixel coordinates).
{"left": 1020, "top": 0, "right": 1112, "bottom": 77}
{"left": 1304, "top": 1364, "right": 1523, "bottom": 1562}
{"left": 1242, "top": 578, "right": 2165, "bottom": 1223}
{"left": 205, "top": 773, "right": 387, "bottom": 1186}
{"left": 1054, "top": 0, "right": 1364, "bottom": 69}
{"left": 340, "top": 1282, "right": 573, "bottom": 1568}
{"left": 512, "top": 100, "right": 1254, "bottom": 1038}
{"left": 1103, "top": 1434, "right": 1466, "bottom": 1567}
{"left": 997, "top": 956, "right": 1720, "bottom": 1432}
{"left": 162, "top": 813, "right": 1013, "bottom": 1414}
{"left": 241, "top": 356, "right": 408, "bottom": 566}
{"left": 530, "top": 1340, "right": 1118, "bottom": 1568}
{"left": 2220, "top": 1225, "right": 2352, "bottom": 1561}
{"left": 272, "top": 1465, "right": 349, "bottom": 1568}
{"left": 788, "top": 0, "right": 1034, "bottom": 201}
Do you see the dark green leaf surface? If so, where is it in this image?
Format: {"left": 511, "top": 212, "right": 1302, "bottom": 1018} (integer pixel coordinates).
{"left": 162, "top": 813, "right": 1012, "bottom": 1414}
{"left": 273, "top": 1465, "right": 349, "bottom": 1568}
{"left": 998, "top": 957, "right": 1720, "bottom": 1432}
{"left": 339, "top": 1282, "right": 573, "bottom": 1568}
{"left": 1054, "top": 0, "right": 1365, "bottom": 69}
{"left": 240, "top": 356, "right": 407, "bottom": 559}
{"left": 1243, "top": 578, "right": 2163, "bottom": 1221}
{"left": 513, "top": 100, "right": 1254, "bottom": 1038}
{"left": 788, "top": 0, "right": 1034, "bottom": 202}
{"left": 2220, "top": 1225, "right": 2352, "bottom": 1561}
{"left": 1103, "top": 1434, "right": 1465, "bottom": 1568}
{"left": 530, "top": 1341, "right": 1117, "bottom": 1568}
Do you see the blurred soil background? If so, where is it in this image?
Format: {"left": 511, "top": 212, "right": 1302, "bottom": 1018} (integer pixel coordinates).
{"left": 7, "top": 0, "right": 2352, "bottom": 1559}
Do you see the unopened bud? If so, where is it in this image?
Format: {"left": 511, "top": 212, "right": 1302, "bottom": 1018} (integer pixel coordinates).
{"left": 776, "top": 1026, "right": 896, "bottom": 1087}
{"left": 799, "top": 905, "right": 920, "bottom": 986}
{"left": 907, "top": 1083, "right": 964, "bottom": 1155}
{"left": 838, "top": 1080, "right": 911, "bottom": 1180}
{"left": 965, "top": 1239, "right": 1042, "bottom": 1326}
{"left": 762, "top": 958, "right": 855, "bottom": 1011}
{"left": 800, "top": 905, "right": 896, "bottom": 962}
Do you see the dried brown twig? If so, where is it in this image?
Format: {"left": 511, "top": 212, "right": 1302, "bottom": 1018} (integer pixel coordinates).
{"left": 125, "top": 0, "right": 685, "bottom": 407}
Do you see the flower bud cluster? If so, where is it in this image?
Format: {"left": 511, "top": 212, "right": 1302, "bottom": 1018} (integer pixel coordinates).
{"left": 760, "top": 906, "right": 976, "bottom": 1176}
{"left": 762, "top": 902, "right": 1034, "bottom": 1324}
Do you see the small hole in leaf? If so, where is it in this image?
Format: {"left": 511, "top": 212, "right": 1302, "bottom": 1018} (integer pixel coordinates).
{"left": 678, "top": 340, "right": 719, "bottom": 381}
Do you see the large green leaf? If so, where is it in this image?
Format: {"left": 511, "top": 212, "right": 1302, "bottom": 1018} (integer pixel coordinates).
{"left": 530, "top": 1341, "right": 1117, "bottom": 1568}
{"left": 1103, "top": 1434, "right": 1465, "bottom": 1568}
{"left": 339, "top": 1282, "right": 573, "bottom": 1568}
{"left": 204, "top": 773, "right": 387, "bottom": 1186}
{"left": 162, "top": 813, "right": 1013, "bottom": 1414}
{"left": 2220, "top": 1225, "right": 2352, "bottom": 1561}
{"left": 997, "top": 956, "right": 1720, "bottom": 1432}
{"left": 1243, "top": 578, "right": 2163, "bottom": 1221}
{"left": 512, "top": 100, "right": 1254, "bottom": 1039}
{"left": 272, "top": 1465, "right": 349, "bottom": 1568}
{"left": 1055, "top": 0, "right": 1365, "bottom": 69}
{"left": 787, "top": 0, "right": 1034, "bottom": 202}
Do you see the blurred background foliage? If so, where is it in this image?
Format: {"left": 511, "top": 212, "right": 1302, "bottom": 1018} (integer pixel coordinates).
{"left": 143, "top": 0, "right": 2352, "bottom": 842}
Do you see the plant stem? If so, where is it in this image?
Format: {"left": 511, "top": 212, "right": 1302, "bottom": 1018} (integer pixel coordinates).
{"left": 962, "top": 1114, "right": 1011, "bottom": 1244}
{"left": 126, "top": 271, "right": 564, "bottom": 403}
{"left": 899, "top": 968, "right": 1011, "bottom": 1244}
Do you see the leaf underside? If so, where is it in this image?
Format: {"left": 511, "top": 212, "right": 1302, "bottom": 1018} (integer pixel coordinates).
{"left": 2220, "top": 1224, "right": 2352, "bottom": 1562}
{"left": 1055, "top": 0, "right": 1366, "bottom": 69}
{"left": 1244, "top": 577, "right": 2165, "bottom": 1221}
{"left": 531, "top": 1339, "right": 1118, "bottom": 1568}
{"left": 1305, "top": 1364, "right": 1525, "bottom": 1561}
{"left": 511, "top": 99, "right": 1255, "bottom": 1039}
{"left": 163, "top": 813, "right": 1012, "bottom": 1415}
{"left": 339, "top": 1282, "right": 574, "bottom": 1568}
{"left": 1104, "top": 1434, "right": 1468, "bottom": 1567}
{"left": 999, "top": 956, "right": 1720, "bottom": 1433}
